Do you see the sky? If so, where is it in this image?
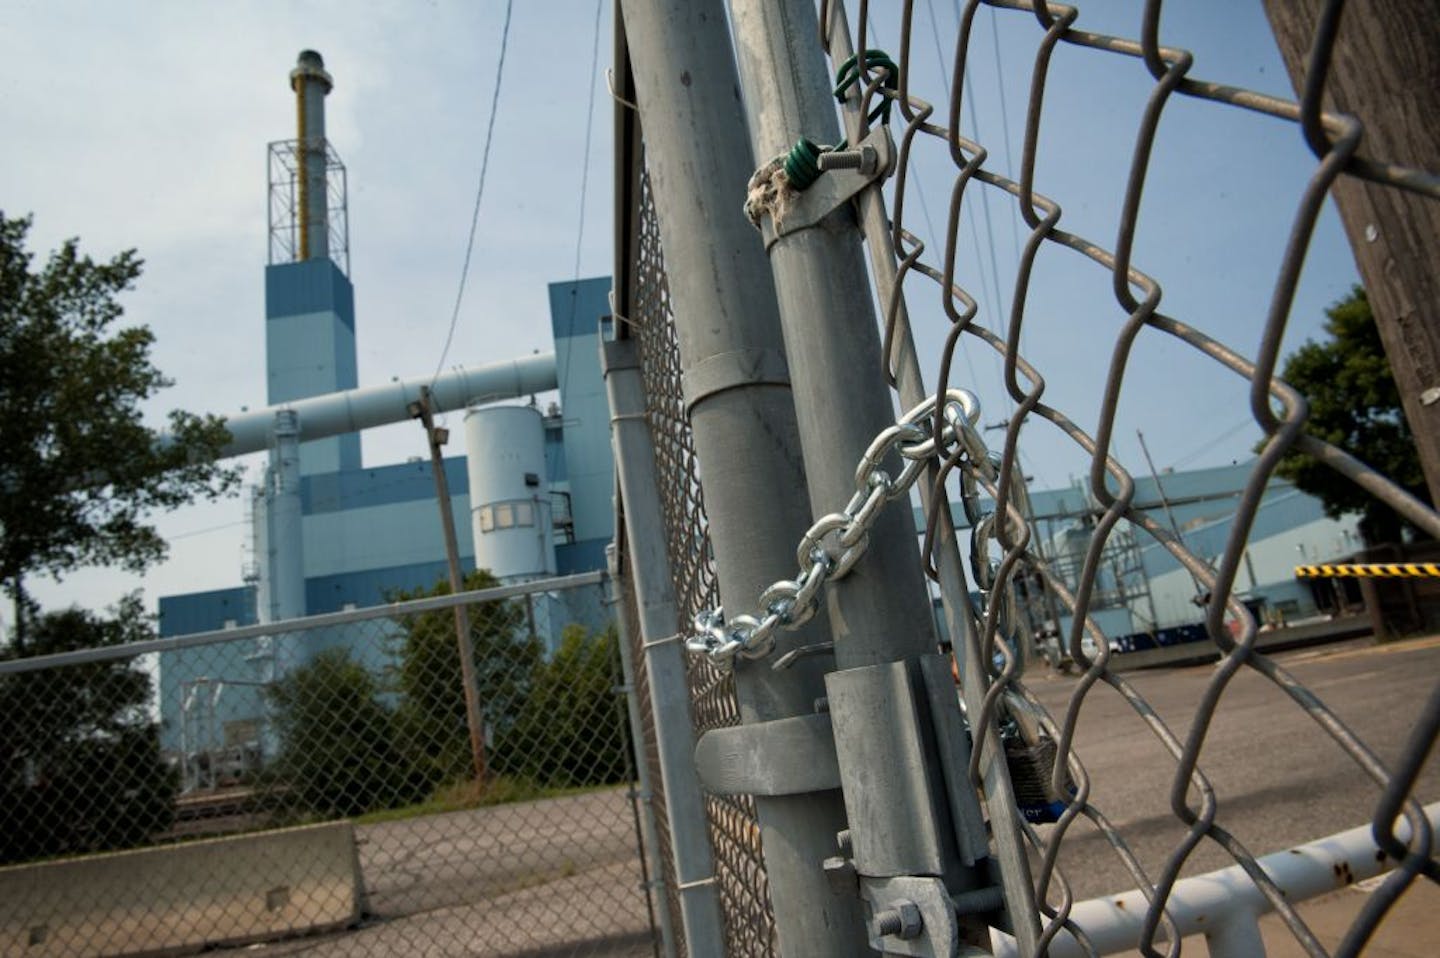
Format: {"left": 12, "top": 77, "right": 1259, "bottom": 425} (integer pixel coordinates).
{"left": 2, "top": 0, "right": 1361, "bottom": 622}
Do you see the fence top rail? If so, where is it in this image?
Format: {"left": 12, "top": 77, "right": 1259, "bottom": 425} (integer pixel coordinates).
{"left": 0, "top": 570, "right": 607, "bottom": 675}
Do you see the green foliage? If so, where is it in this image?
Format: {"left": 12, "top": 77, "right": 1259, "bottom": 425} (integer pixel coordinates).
{"left": 266, "top": 648, "right": 418, "bottom": 818}
{"left": 1275, "top": 286, "right": 1430, "bottom": 544}
{"left": 390, "top": 569, "right": 538, "bottom": 788}
{"left": 0, "top": 597, "right": 176, "bottom": 863}
{"left": 267, "top": 571, "right": 630, "bottom": 816}
{"left": 509, "top": 623, "right": 630, "bottom": 788}
{"left": 0, "top": 212, "right": 240, "bottom": 645}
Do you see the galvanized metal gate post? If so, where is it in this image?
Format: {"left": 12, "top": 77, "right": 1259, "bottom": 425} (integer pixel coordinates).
{"left": 604, "top": 338, "right": 724, "bottom": 956}
{"left": 617, "top": 0, "right": 868, "bottom": 951}
{"left": 726, "top": 0, "right": 1001, "bottom": 952}
{"left": 812, "top": 5, "right": 1044, "bottom": 949}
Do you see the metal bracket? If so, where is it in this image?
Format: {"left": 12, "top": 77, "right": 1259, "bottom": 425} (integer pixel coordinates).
{"left": 861, "top": 875, "right": 978, "bottom": 958}
{"left": 759, "top": 127, "right": 896, "bottom": 250}
{"left": 825, "top": 658, "right": 952, "bottom": 878}
{"left": 680, "top": 347, "right": 792, "bottom": 415}
{"left": 693, "top": 712, "right": 841, "bottom": 796}
{"left": 918, "top": 655, "right": 989, "bottom": 867}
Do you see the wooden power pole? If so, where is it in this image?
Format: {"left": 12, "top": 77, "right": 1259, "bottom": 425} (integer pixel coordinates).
{"left": 1264, "top": 0, "right": 1440, "bottom": 508}
{"left": 411, "top": 388, "right": 488, "bottom": 783}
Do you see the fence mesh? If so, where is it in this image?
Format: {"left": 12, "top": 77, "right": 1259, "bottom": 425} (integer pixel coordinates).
{"left": 617, "top": 1, "right": 1440, "bottom": 955}
{"left": 0, "top": 577, "right": 658, "bottom": 957}
{"left": 628, "top": 160, "right": 779, "bottom": 958}
{"left": 824, "top": 1, "right": 1439, "bottom": 954}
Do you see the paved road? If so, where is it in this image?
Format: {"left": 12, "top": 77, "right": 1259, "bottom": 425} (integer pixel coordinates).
{"left": 264, "top": 787, "right": 655, "bottom": 956}
{"left": 258, "top": 637, "right": 1438, "bottom": 955}
{"left": 1024, "top": 636, "right": 1440, "bottom": 903}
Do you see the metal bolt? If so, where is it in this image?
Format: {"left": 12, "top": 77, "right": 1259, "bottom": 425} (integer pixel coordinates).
{"left": 871, "top": 900, "right": 923, "bottom": 940}
{"left": 817, "top": 144, "right": 879, "bottom": 175}
{"left": 822, "top": 855, "right": 857, "bottom": 896}
{"left": 951, "top": 885, "right": 1005, "bottom": 915}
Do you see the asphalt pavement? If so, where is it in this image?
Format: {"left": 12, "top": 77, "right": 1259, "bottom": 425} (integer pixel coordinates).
{"left": 1023, "top": 634, "right": 1440, "bottom": 952}
{"left": 247, "top": 636, "right": 1439, "bottom": 955}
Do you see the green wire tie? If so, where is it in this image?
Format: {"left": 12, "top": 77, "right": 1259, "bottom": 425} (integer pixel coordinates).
{"left": 783, "top": 137, "right": 826, "bottom": 192}
{"left": 833, "top": 48, "right": 899, "bottom": 127}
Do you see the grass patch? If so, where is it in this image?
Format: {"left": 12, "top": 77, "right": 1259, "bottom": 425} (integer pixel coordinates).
{"left": 355, "top": 776, "right": 623, "bottom": 825}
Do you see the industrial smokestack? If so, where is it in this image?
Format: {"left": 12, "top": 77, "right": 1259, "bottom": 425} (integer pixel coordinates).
{"left": 290, "top": 49, "right": 333, "bottom": 261}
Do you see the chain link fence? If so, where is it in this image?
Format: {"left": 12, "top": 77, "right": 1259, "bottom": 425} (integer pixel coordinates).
{"left": 614, "top": 1, "right": 1440, "bottom": 955}
{"left": 818, "top": 1, "right": 1440, "bottom": 953}
{"left": 627, "top": 159, "right": 778, "bottom": 958}
{"left": 0, "top": 574, "right": 660, "bottom": 957}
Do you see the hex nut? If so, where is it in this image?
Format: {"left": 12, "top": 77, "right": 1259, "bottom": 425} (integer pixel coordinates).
{"left": 872, "top": 899, "right": 923, "bottom": 940}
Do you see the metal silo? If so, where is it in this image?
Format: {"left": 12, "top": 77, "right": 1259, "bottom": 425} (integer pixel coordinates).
{"left": 463, "top": 404, "right": 555, "bottom": 582}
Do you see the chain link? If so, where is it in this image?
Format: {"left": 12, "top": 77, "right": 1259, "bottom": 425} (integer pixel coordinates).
{"left": 685, "top": 388, "right": 981, "bottom": 667}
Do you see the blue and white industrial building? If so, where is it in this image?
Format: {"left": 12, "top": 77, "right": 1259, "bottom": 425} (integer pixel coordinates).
{"left": 156, "top": 52, "right": 615, "bottom": 780}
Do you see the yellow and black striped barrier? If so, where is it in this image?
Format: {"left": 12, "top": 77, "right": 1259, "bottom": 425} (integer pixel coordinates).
{"left": 1295, "top": 563, "right": 1440, "bottom": 578}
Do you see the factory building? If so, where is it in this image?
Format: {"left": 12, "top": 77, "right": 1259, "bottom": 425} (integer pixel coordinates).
{"left": 155, "top": 53, "right": 614, "bottom": 781}
{"left": 1007, "top": 461, "right": 1361, "bottom": 651}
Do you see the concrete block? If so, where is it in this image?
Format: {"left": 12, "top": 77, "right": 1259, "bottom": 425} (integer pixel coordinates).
{"left": 0, "top": 821, "right": 364, "bottom": 957}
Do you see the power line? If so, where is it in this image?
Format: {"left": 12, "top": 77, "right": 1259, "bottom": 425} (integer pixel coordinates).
{"left": 1171, "top": 417, "right": 1255, "bottom": 470}
{"left": 170, "top": 519, "right": 250, "bottom": 541}
{"left": 571, "top": 0, "right": 604, "bottom": 290}
{"left": 433, "top": 0, "right": 516, "bottom": 385}
{"left": 920, "top": 0, "right": 1015, "bottom": 417}
{"left": 986, "top": 4, "right": 1025, "bottom": 270}
{"left": 559, "top": 0, "right": 606, "bottom": 405}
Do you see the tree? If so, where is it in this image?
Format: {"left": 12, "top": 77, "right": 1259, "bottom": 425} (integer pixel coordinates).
{"left": 1275, "top": 286, "right": 1430, "bottom": 546}
{"left": 391, "top": 569, "right": 538, "bottom": 789}
{"left": 0, "top": 597, "right": 176, "bottom": 863}
{"left": 0, "top": 212, "right": 238, "bottom": 647}
{"left": 0, "top": 213, "right": 240, "bottom": 860}
{"left": 266, "top": 648, "right": 417, "bottom": 818}
{"left": 510, "top": 622, "right": 631, "bottom": 788}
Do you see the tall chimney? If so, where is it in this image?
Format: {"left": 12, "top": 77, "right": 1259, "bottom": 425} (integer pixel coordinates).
{"left": 290, "top": 50, "right": 333, "bottom": 261}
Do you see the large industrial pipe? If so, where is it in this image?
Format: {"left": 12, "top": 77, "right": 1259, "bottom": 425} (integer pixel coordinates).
{"left": 210, "top": 353, "right": 558, "bottom": 459}
{"left": 267, "top": 410, "right": 305, "bottom": 630}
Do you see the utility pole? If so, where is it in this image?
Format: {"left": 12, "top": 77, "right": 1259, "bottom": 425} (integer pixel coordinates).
{"left": 1263, "top": 0, "right": 1440, "bottom": 507}
{"left": 411, "top": 387, "right": 487, "bottom": 783}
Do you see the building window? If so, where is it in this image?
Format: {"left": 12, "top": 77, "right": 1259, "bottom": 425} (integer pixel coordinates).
{"left": 479, "top": 499, "right": 536, "bottom": 533}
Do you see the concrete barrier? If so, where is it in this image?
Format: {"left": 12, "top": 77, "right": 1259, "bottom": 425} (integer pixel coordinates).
{"left": 0, "top": 821, "right": 364, "bottom": 957}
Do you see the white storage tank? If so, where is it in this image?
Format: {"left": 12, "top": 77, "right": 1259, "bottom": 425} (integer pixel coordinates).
{"left": 463, "top": 404, "right": 556, "bottom": 582}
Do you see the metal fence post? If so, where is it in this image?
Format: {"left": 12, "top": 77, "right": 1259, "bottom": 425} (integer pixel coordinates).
{"left": 724, "top": 0, "right": 937, "bottom": 664}
{"left": 807, "top": 5, "right": 1045, "bottom": 947}
{"left": 605, "top": 339, "right": 724, "bottom": 956}
{"left": 617, "top": 0, "right": 868, "bottom": 951}
{"left": 606, "top": 558, "right": 680, "bottom": 958}
{"left": 725, "top": 0, "right": 1008, "bottom": 950}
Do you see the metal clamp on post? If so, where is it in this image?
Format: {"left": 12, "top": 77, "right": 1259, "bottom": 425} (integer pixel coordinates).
{"left": 693, "top": 710, "right": 841, "bottom": 797}
{"left": 744, "top": 126, "right": 896, "bottom": 250}
{"left": 824, "top": 656, "right": 995, "bottom": 958}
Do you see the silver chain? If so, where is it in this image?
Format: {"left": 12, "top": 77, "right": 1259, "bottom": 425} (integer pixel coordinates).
{"left": 685, "top": 388, "right": 984, "bottom": 667}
